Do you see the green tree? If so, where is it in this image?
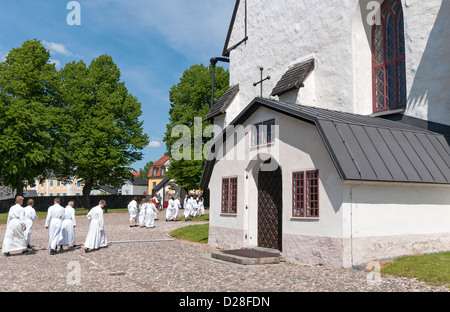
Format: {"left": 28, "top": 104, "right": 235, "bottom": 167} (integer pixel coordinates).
{"left": 0, "top": 39, "right": 61, "bottom": 196}
{"left": 57, "top": 55, "right": 149, "bottom": 207}
{"left": 137, "top": 160, "right": 154, "bottom": 178}
{"left": 163, "top": 64, "right": 229, "bottom": 190}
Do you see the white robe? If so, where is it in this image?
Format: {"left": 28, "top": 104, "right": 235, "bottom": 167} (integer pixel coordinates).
{"left": 174, "top": 199, "right": 181, "bottom": 219}
{"left": 190, "top": 198, "right": 198, "bottom": 217}
{"left": 45, "top": 204, "right": 65, "bottom": 250}
{"left": 2, "top": 204, "right": 27, "bottom": 254}
{"left": 166, "top": 199, "right": 177, "bottom": 220}
{"left": 23, "top": 205, "right": 38, "bottom": 246}
{"left": 145, "top": 203, "right": 158, "bottom": 228}
{"left": 198, "top": 199, "right": 205, "bottom": 215}
{"left": 84, "top": 205, "right": 107, "bottom": 250}
{"left": 139, "top": 203, "right": 147, "bottom": 226}
{"left": 183, "top": 198, "right": 192, "bottom": 219}
{"left": 58, "top": 206, "right": 76, "bottom": 246}
{"left": 127, "top": 200, "right": 138, "bottom": 221}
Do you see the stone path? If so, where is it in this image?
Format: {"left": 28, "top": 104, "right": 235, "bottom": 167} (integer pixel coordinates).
{"left": 0, "top": 210, "right": 448, "bottom": 293}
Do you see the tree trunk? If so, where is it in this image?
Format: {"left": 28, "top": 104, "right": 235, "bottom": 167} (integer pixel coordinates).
{"left": 82, "top": 179, "right": 93, "bottom": 209}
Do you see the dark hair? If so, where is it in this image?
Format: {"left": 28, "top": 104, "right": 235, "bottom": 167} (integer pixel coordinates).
{"left": 54, "top": 197, "right": 61, "bottom": 204}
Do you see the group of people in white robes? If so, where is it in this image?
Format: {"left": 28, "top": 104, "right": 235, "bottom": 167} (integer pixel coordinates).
{"left": 183, "top": 194, "right": 204, "bottom": 221}
{"left": 2, "top": 196, "right": 108, "bottom": 256}
{"left": 128, "top": 197, "right": 159, "bottom": 228}
{"left": 165, "top": 197, "right": 181, "bottom": 221}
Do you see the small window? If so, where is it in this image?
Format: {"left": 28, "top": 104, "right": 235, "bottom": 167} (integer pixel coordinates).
{"left": 292, "top": 170, "right": 319, "bottom": 218}
{"left": 50, "top": 181, "right": 54, "bottom": 187}
{"left": 252, "top": 119, "right": 275, "bottom": 146}
{"left": 221, "top": 177, "right": 238, "bottom": 214}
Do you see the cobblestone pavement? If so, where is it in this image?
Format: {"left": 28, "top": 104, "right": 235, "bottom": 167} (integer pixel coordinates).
{"left": 0, "top": 210, "right": 448, "bottom": 293}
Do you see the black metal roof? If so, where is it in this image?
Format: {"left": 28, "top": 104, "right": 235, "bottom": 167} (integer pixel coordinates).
{"left": 205, "top": 84, "right": 240, "bottom": 121}
{"left": 200, "top": 97, "right": 450, "bottom": 188}
{"left": 271, "top": 59, "right": 315, "bottom": 97}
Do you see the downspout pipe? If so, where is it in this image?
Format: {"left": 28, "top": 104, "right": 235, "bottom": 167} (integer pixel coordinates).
{"left": 210, "top": 57, "right": 230, "bottom": 108}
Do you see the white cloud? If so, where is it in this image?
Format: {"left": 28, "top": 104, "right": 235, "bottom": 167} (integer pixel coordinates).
{"left": 148, "top": 140, "right": 162, "bottom": 148}
{"left": 42, "top": 40, "right": 73, "bottom": 56}
{"left": 49, "top": 59, "right": 61, "bottom": 68}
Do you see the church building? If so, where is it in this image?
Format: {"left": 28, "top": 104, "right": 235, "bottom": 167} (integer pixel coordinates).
{"left": 200, "top": 0, "right": 449, "bottom": 268}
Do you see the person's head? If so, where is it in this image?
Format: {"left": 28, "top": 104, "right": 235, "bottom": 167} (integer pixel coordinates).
{"left": 67, "top": 201, "right": 74, "bottom": 208}
{"left": 54, "top": 197, "right": 61, "bottom": 204}
{"left": 185, "top": 195, "right": 188, "bottom": 199}
{"left": 133, "top": 196, "right": 138, "bottom": 202}
{"left": 140, "top": 198, "right": 146, "bottom": 205}
{"left": 27, "top": 199, "right": 34, "bottom": 206}
{"left": 99, "top": 200, "right": 106, "bottom": 208}
{"left": 170, "top": 196, "right": 174, "bottom": 200}
{"left": 15, "top": 196, "right": 24, "bottom": 205}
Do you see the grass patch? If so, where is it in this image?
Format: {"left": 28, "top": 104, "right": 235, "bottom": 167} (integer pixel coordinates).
{"left": 169, "top": 223, "right": 209, "bottom": 244}
{"left": 381, "top": 252, "right": 450, "bottom": 288}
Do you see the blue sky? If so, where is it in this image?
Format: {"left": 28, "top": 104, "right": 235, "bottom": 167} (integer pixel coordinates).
{"left": 0, "top": 0, "right": 234, "bottom": 172}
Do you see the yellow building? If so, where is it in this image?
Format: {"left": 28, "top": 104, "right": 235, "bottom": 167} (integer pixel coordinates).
{"left": 148, "top": 155, "right": 171, "bottom": 195}
{"left": 25, "top": 174, "right": 84, "bottom": 197}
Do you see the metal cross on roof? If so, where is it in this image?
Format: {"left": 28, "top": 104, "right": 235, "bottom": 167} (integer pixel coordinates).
{"left": 253, "top": 67, "right": 270, "bottom": 97}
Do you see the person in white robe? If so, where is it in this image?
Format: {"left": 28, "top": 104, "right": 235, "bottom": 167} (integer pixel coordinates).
{"left": 190, "top": 195, "right": 199, "bottom": 218}
{"left": 45, "top": 197, "right": 65, "bottom": 255}
{"left": 23, "top": 199, "right": 38, "bottom": 248}
{"left": 165, "top": 197, "right": 177, "bottom": 221}
{"left": 174, "top": 197, "right": 181, "bottom": 221}
{"left": 84, "top": 200, "right": 107, "bottom": 252}
{"left": 2, "top": 196, "right": 28, "bottom": 256}
{"left": 197, "top": 195, "right": 205, "bottom": 216}
{"left": 183, "top": 194, "right": 192, "bottom": 221}
{"left": 138, "top": 198, "right": 148, "bottom": 228}
{"left": 145, "top": 198, "right": 158, "bottom": 228}
{"left": 58, "top": 201, "right": 76, "bottom": 250}
{"left": 128, "top": 196, "right": 139, "bottom": 227}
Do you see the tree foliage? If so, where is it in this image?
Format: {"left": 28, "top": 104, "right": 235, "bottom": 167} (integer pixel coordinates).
{"left": 57, "top": 55, "right": 149, "bottom": 206}
{"left": 163, "top": 64, "right": 229, "bottom": 190}
{"left": 0, "top": 40, "right": 149, "bottom": 204}
{"left": 0, "top": 39, "right": 61, "bottom": 196}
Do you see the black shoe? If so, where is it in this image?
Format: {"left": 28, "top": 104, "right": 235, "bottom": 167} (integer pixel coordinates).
{"left": 50, "top": 249, "right": 55, "bottom": 255}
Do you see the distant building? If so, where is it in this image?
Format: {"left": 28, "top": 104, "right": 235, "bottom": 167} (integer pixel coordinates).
{"left": 148, "top": 155, "right": 171, "bottom": 195}
{"left": 121, "top": 177, "right": 149, "bottom": 196}
{"left": 24, "top": 174, "right": 84, "bottom": 197}
{"left": 0, "top": 185, "right": 15, "bottom": 200}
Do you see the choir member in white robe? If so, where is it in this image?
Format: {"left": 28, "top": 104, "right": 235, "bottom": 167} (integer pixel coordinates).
{"left": 84, "top": 200, "right": 107, "bottom": 252}
{"left": 197, "top": 195, "right": 205, "bottom": 216}
{"left": 183, "top": 195, "right": 192, "bottom": 221}
{"left": 174, "top": 197, "right": 181, "bottom": 220}
{"left": 58, "top": 201, "right": 76, "bottom": 250}
{"left": 190, "top": 196, "right": 199, "bottom": 218}
{"left": 145, "top": 199, "right": 158, "bottom": 228}
{"left": 165, "top": 197, "right": 177, "bottom": 221}
{"left": 2, "top": 196, "right": 28, "bottom": 256}
{"left": 128, "top": 196, "right": 139, "bottom": 227}
{"left": 45, "top": 197, "right": 65, "bottom": 255}
{"left": 138, "top": 198, "right": 147, "bottom": 227}
{"left": 23, "top": 199, "right": 38, "bottom": 248}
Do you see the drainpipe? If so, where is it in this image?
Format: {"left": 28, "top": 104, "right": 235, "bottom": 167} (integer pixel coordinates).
{"left": 210, "top": 57, "right": 230, "bottom": 108}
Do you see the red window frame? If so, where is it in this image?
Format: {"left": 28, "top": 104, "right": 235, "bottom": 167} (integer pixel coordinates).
{"left": 251, "top": 119, "right": 275, "bottom": 147}
{"left": 371, "top": 0, "right": 406, "bottom": 113}
{"left": 221, "top": 177, "right": 238, "bottom": 214}
{"left": 292, "top": 170, "right": 319, "bottom": 218}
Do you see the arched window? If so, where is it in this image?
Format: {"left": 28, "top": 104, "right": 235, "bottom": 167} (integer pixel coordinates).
{"left": 372, "top": 0, "right": 406, "bottom": 113}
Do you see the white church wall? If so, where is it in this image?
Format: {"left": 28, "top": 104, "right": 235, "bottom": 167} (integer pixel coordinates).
{"left": 227, "top": 0, "right": 448, "bottom": 125}
{"left": 341, "top": 181, "right": 450, "bottom": 267}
